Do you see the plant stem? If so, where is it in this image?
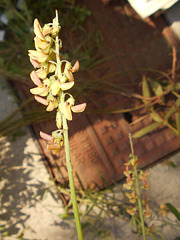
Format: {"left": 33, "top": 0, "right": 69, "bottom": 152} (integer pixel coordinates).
{"left": 134, "top": 163, "right": 146, "bottom": 240}
{"left": 54, "top": 10, "right": 83, "bottom": 239}
{"left": 129, "top": 134, "right": 146, "bottom": 240}
{"left": 63, "top": 115, "right": 83, "bottom": 240}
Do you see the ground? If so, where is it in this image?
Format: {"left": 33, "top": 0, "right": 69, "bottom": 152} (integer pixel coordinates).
{"left": 0, "top": 75, "right": 180, "bottom": 240}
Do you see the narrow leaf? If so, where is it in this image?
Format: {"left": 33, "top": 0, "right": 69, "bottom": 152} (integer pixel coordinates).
{"left": 75, "top": 172, "right": 85, "bottom": 191}
{"left": 150, "top": 81, "right": 164, "bottom": 103}
{"left": 166, "top": 203, "right": 180, "bottom": 221}
{"left": 165, "top": 105, "right": 176, "bottom": 120}
{"left": 132, "top": 122, "right": 161, "bottom": 138}
{"left": 150, "top": 81, "right": 163, "bottom": 95}
{"left": 166, "top": 82, "right": 180, "bottom": 91}
{"left": 175, "top": 98, "right": 180, "bottom": 107}
{"left": 173, "top": 82, "right": 180, "bottom": 91}
{"left": 175, "top": 112, "right": 180, "bottom": 134}
{"left": 150, "top": 112, "right": 163, "bottom": 123}
{"left": 165, "top": 98, "right": 180, "bottom": 120}
{"left": 142, "top": 75, "right": 151, "bottom": 103}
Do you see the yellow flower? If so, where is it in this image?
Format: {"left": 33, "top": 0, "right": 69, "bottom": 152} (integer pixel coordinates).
{"left": 46, "top": 94, "right": 58, "bottom": 111}
{"left": 125, "top": 191, "right": 137, "bottom": 203}
{"left": 51, "top": 81, "right": 74, "bottom": 96}
{"left": 59, "top": 97, "right": 86, "bottom": 121}
{"left": 159, "top": 205, "right": 168, "bottom": 216}
{"left": 46, "top": 99, "right": 58, "bottom": 111}
{"left": 144, "top": 204, "right": 151, "bottom": 218}
{"left": 34, "top": 19, "right": 45, "bottom": 40}
{"left": 40, "top": 130, "right": 64, "bottom": 154}
{"left": 30, "top": 70, "right": 42, "bottom": 87}
{"left": 34, "top": 95, "right": 48, "bottom": 106}
{"left": 42, "top": 18, "right": 60, "bottom": 37}
{"left": 28, "top": 50, "right": 49, "bottom": 63}
{"left": 140, "top": 170, "right": 150, "bottom": 181}
{"left": 129, "top": 198, "right": 137, "bottom": 204}
{"left": 123, "top": 180, "right": 134, "bottom": 190}
{"left": 30, "top": 85, "right": 48, "bottom": 96}
{"left": 56, "top": 111, "right": 62, "bottom": 129}
{"left": 29, "top": 56, "right": 40, "bottom": 68}
{"left": 34, "top": 35, "right": 53, "bottom": 54}
{"left": 34, "top": 18, "right": 60, "bottom": 39}
{"left": 36, "top": 67, "right": 48, "bottom": 79}
{"left": 127, "top": 207, "right": 136, "bottom": 216}
{"left": 125, "top": 192, "right": 132, "bottom": 199}
{"left": 141, "top": 180, "right": 150, "bottom": 190}
{"left": 123, "top": 170, "right": 132, "bottom": 177}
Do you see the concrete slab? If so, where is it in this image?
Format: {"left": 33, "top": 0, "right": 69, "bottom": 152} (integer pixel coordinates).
{"left": 0, "top": 77, "right": 76, "bottom": 240}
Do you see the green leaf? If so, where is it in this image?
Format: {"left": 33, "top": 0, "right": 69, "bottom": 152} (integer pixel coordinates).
{"left": 166, "top": 203, "right": 180, "bottom": 221}
{"left": 165, "top": 98, "right": 180, "bottom": 120}
{"left": 150, "top": 81, "right": 163, "bottom": 96}
{"left": 82, "top": 221, "right": 90, "bottom": 229}
{"left": 58, "top": 213, "right": 74, "bottom": 219}
{"left": 166, "top": 82, "right": 180, "bottom": 91}
{"left": 175, "top": 112, "right": 180, "bottom": 134}
{"left": 175, "top": 98, "right": 180, "bottom": 107}
{"left": 142, "top": 75, "right": 151, "bottom": 103}
{"left": 150, "top": 112, "right": 163, "bottom": 123}
{"left": 150, "top": 81, "right": 164, "bottom": 103}
{"left": 165, "top": 106, "right": 176, "bottom": 120}
{"left": 165, "top": 160, "right": 177, "bottom": 168}
{"left": 132, "top": 122, "right": 161, "bottom": 138}
{"left": 173, "top": 82, "right": 180, "bottom": 91}
{"left": 75, "top": 172, "right": 85, "bottom": 191}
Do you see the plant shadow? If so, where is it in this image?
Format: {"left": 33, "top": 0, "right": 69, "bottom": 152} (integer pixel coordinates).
{"left": 0, "top": 130, "right": 52, "bottom": 236}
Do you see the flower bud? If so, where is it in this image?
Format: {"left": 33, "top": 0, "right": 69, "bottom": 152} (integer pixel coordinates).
{"left": 56, "top": 111, "right": 62, "bottom": 129}
{"left": 34, "top": 19, "right": 45, "bottom": 40}
{"left": 51, "top": 81, "right": 61, "bottom": 96}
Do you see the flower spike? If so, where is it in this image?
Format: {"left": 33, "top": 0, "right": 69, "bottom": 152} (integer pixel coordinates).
{"left": 29, "top": 12, "right": 85, "bottom": 238}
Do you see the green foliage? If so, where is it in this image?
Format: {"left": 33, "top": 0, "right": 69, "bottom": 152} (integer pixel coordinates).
{"left": 142, "top": 75, "right": 151, "bottom": 103}
{"left": 166, "top": 203, "right": 180, "bottom": 221}
{"left": 133, "top": 72, "right": 180, "bottom": 138}
{"left": 0, "top": 0, "right": 92, "bottom": 78}
{"left": 132, "top": 122, "right": 161, "bottom": 138}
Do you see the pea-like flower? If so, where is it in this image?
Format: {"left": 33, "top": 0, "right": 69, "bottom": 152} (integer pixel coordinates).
{"left": 127, "top": 207, "right": 136, "bottom": 216}
{"left": 144, "top": 204, "right": 151, "bottom": 218}
{"left": 40, "top": 130, "right": 64, "bottom": 154}
{"left": 123, "top": 146, "right": 151, "bottom": 223}
{"left": 59, "top": 97, "right": 86, "bottom": 121}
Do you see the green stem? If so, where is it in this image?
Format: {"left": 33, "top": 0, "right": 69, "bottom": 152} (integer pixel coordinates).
{"left": 63, "top": 115, "right": 83, "bottom": 240}
{"left": 129, "top": 134, "right": 146, "bottom": 240}
{"left": 134, "top": 164, "right": 146, "bottom": 240}
{"left": 54, "top": 10, "right": 83, "bottom": 239}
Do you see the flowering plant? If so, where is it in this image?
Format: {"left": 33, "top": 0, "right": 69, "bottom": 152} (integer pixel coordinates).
{"left": 123, "top": 134, "right": 151, "bottom": 240}
{"left": 28, "top": 11, "right": 85, "bottom": 240}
